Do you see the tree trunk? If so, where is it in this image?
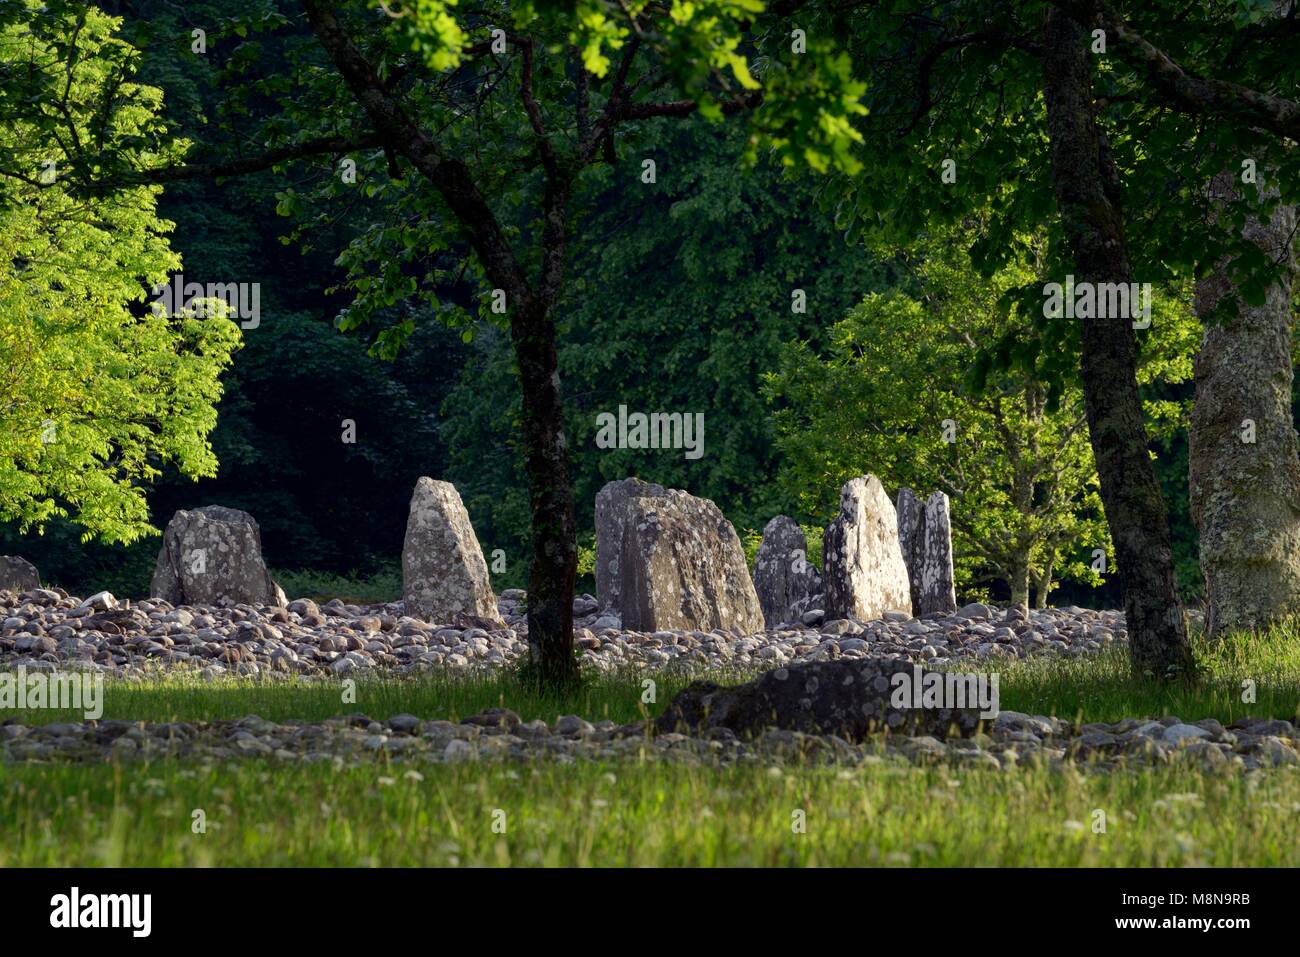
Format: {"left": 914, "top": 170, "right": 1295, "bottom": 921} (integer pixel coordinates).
{"left": 1008, "top": 553, "right": 1031, "bottom": 609}
{"left": 510, "top": 296, "right": 579, "bottom": 689}
{"left": 1189, "top": 173, "right": 1300, "bottom": 636}
{"left": 1040, "top": 10, "right": 1194, "bottom": 678}
{"left": 1033, "top": 561, "right": 1053, "bottom": 609}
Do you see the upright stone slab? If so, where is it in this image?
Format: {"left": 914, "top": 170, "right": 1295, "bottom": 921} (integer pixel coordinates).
{"left": 151, "top": 506, "right": 286, "bottom": 607}
{"left": 402, "top": 478, "right": 501, "bottom": 625}
{"left": 896, "top": 487, "right": 923, "bottom": 613}
{"left": 619, "top": 488, "right": 764, "bottom": 634}
{"left": 594, "top": 477, "right": 666, "bottom": 611}
{"left": 915, "top": 492, "right": 958, "bottom": 615}
{"left": 753, "top": 516, "right": 822, "bottom": 628}
{"left": 0, "top": 556, "right": 39, "bottom": 593}
{"left": 822, "top": 475, "right": 912, "bottom": 621}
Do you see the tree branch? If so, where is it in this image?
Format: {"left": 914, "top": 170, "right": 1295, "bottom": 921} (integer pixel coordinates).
{"left": 1050, "top": 0, "right": 1300, "bottom": 140}
{"left": 300, "top": 0, "right": 534, "bottom": 306}
{"left": 518, "top": 36, "right": 558, "bottom": 177}
{"left": 901, "top": 30, "right": 1042, "bottom": 138}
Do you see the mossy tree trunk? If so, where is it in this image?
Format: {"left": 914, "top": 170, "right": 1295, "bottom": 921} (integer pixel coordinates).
{"left": 1040, "top": 9, "right": 1194, "bottom": 679}
{"left": 1189, "top": 173, "right": 1300, "bottom": 637}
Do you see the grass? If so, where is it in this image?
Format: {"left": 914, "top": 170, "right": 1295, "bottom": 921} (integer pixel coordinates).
{"left": 5, "top": 627, "right": 1299, "bottom": 728}
{"left": 2, "top": 759, "right": 1297, "bottom": 866}
{"left": 269, "top": 565, "right": 402, "bottom": 605}
{"left": 994, "top": 627, "right": 1300, "bottom": 725}
{"left": 4, "top": 626, "right": 1299, "bottom": 867}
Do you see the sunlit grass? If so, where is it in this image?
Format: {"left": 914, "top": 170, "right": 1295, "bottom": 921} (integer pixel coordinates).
{"left": 2, "top": 758, "right": 1297, "bottom": 866}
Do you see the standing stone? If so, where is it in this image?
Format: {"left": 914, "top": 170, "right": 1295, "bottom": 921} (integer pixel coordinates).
{"left": 915, "top": 492, "right": 957, "bottom": 615}
{"left": 822, "top": 475, "right": 911, "bottom": 621}
{"left": 151, "top": 506, "right": 286, "bottom": 607}
{"left": 620, "top": 488, "right": 764, "bottom": 634}
{"left": 896, "top": 487, "right": 923, "bottom": 613}
{"left": 401, "top": 478, "right": 501, "bottom": 625}
{"left": 0, "top": 556, "right": 40, "bottom": 593}
{"left": 594, "top": 477, "right": 666, "bottom": 611}
{"left": 752, "top": 516, "right": 822, "bottom": 628}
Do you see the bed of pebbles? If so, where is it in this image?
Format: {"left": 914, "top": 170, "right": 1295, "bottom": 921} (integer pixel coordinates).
{"left": 4, "top": 586, "right": 1293, "bottom": 774}
{"left": 0, "top": 586, "right": 1125, "bottom": 679}
{"left": 3, "top": 707, "right": 1297, "bottom": 772}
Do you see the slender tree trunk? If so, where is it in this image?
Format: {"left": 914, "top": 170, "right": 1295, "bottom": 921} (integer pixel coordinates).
{"left": 510, "top": 295, "right": 579, "bottom": 689}
{"left": 1009, "top": 557, "right": 1031, "bottom": 610}
{"left": 1033, "top": 561, "right": 1053, "bottom": 609}
{"left": 1189, "top": 173, "right": 1300, "bottom": 636}
{"left": 1040, "top": 10, "right": 1194, "bottom": 678}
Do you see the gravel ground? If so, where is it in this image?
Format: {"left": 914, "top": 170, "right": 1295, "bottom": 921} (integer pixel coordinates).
{"left": 3, "top": 707, "right": 1297, "bottom": 772}
{"left": 0, "top": 587, "right": 1125, "bottom": 679}
{"left": 6, "top": 586, "right": 1290, "bottom": 774}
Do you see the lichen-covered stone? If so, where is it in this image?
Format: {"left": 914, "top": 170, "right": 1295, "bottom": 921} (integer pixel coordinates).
{"left": 896, "top": 487, "right": 923, "bottom": 613}
{"left": 915, "top": 492, "right": 958, "bottom": 615}
{"left": 752, "top": 516, "right": 822, "bottom": 628}
{"left": 619, "top": 488, "right": 763, "bottom": 634}
{"left": 822, "top": 475, "right": 911, "bottom": 622}
{"left": 594, "top": 477, "right": 666, "bottom": 612}
{"left": 0, "top": 556, "right": 39, "bottom": 593}
{"left": 656, "top": 658, "right": 986, "bottom": 740}
{"left": 150, "top": 506, "right": 285, "bottom": 607}
{"left": 401, "top": 478, "right": 502, "bottom": 625}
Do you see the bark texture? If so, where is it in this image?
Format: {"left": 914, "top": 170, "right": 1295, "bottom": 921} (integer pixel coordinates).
{"left": 1189, "top": 173, "right": 1300, "bottom": 636}
{"left": 1041, "top": 9, "right": 1193, "bottom": 678}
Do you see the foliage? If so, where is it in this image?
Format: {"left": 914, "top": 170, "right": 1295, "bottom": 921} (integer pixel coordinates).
{"left": 437, "top": 119, "right": 880, "bottom": 562}
{"left": 0, "top": 4, "right": 239, "bottom": 545}
{"left": 765, "top": 224, "right": 1199, "bottom": 603}
{"left": 818, "top": 0, "right": 1299, "bottom": 400}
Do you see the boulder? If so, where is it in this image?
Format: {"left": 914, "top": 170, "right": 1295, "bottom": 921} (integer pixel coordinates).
{"left": 915, "top": 492, "right": 957, "bottom": 615}
{"left": 619, "top": 488, "right": 764, "bottom": 634}
{"left": 0, "top": 556, "right": 40, "bottom": 593}
{"left": 150, "top": 506, "right": 286, "bottom": 607}
{"left": 401, "top": 478, "right": 501, "bottom": 625}
{"left": 656, "top": 658, "right": 986, "bottom": 740}
{"left": 594, "top": 477, "right": 666, "bottom": 611}
{"left": 821, "top": 475, "right": 912, "bottom": 622}
{"left": 895, "top": 487, "right": 923, "bottom": 612}
{"left": 752, "top": 516, "right": 822, "bottom": 628}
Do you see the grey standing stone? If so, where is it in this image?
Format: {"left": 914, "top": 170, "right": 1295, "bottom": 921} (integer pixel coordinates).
{"left": 401, "top": 478, "right": 502, "bottom": 625}
{"left": 594, "top": 477, "right": 666, "bottom": 611}
{"left": 0, "top": 556, "right": 40, "bottom": 593}
{"left": 150, "top": 506, "right": 286, "bottom": 607}
{"left": 822, "top": 475, "right": 911, "bottom": 622}
{"left": 896, "top": 487, "right": 923, "bottom": 613}
{"left": 915, "top": 492, "right": 957, "bottom": 615}
{"left": 752, "top": 516, "right": 822, "bottom": 628}
{"left": 619, "top": 488, "right": 764, "bottom": 634}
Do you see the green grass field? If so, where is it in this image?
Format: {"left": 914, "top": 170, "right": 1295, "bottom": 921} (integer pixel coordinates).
{"left": 3, "top": 759, "right": 1298, "bottom": 866}
{"left": 3, "top": 630, "right": 1299, "bottom": 866}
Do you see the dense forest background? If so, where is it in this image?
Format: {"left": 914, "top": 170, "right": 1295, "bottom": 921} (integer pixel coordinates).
{"left": 1, "top": 0, "right": 1238, "bottom": 608}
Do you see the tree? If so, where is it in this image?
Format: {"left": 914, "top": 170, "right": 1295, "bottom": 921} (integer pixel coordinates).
{"left": 809, "top": 0, "right": 1298, "bottom": 676}
{"left": 765, "top": 224, "right": 1198, "bottom": 606}
{"left": 1190, "top": 174, "right": 1300, "bottom": 636}
{"left": 3, "top": 0, "right": 867, "bottom": 689}
{"left": 0, "top": 6, "right": 240, "bottom": 545}
{"left": 436, "top": 119, "right": 880, "bottom": 571}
